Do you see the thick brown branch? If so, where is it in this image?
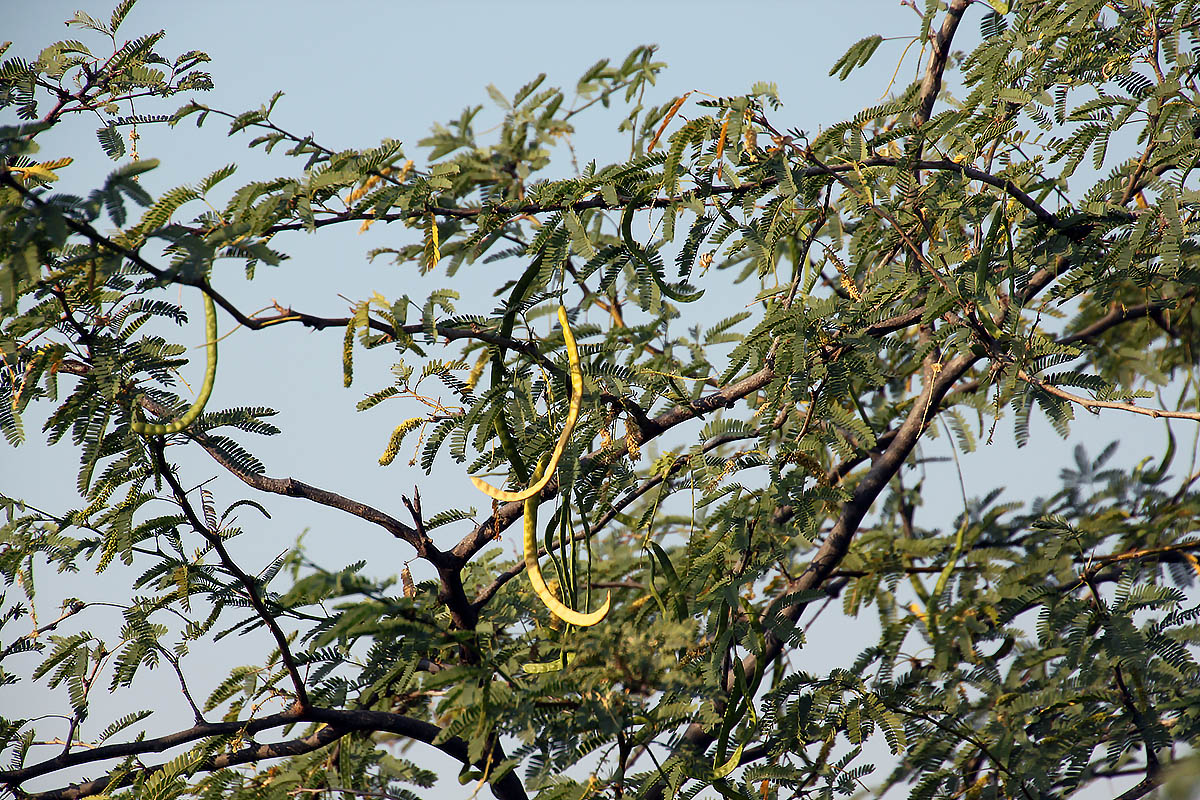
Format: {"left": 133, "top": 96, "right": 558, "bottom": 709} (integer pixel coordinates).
{"left": 864, "top": 306, "right": 926, "bottom": 338}
{"left": 190, "top": 431, "right": 477, "bottom": 631}
{"left": 1057, "top": 292, "right": 1195, "bottom": 346}
{"left": 9, "top": 707, "right": 528, "bottom": 800}
{"left": 1, "top": 710, "right": 303, "bottom": 788}
{"left": 649, "top": 351, "right": 981, "bottom": 800}
{"left": 191, "top": 429, "right": 424, "bottom": 552}
{"left": 22, "top": 726, "right": 342, "bottom": 800}
{"left": 1112, "top": 774, "right": 1161, "bottom": 800}
{"left": 776, "top": 353, "right": 977, "bottom": 639}
{"left": 915, "top": 0, "right": 971, "bottom": 127}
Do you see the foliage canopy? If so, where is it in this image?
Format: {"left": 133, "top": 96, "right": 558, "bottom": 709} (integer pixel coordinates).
{"left": 2, "top": 2, "right": 1200, "bottom": 799}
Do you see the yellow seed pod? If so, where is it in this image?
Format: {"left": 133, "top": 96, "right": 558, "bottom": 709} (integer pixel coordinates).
{"left": 471, "top": 306, "right": 582, "bottom": 502}
{"left": 522, "top": 456, "right": 609, "bottom": 627}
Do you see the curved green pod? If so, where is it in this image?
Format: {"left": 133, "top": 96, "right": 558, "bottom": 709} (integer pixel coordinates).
{"left": 131, "top": 293, "right": 217, "bottom": 436}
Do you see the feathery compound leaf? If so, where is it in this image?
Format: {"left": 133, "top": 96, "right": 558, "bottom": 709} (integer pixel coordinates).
{"left": 0, "top": 377, "right": 25, "bottom": 446}
{"left": 829, "top": 35, "right": 883, "bottom": 80}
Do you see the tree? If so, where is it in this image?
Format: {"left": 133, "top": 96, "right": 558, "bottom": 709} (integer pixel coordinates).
{"left": 2, "top": 0, "right": 1199, "bottom": 798}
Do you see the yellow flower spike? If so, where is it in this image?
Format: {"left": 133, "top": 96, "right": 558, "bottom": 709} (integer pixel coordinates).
{"left": 131, "top": 293, "right": 217, "bottom": 436}
{"left": 379, "top": 417, "right": 424, "bottom": 466}
{"left": 523, "top": 455, "right": 610, "bottom": 627}
{"left": 423, "top": 214, "right": 440, "bottom": 272}
{"left": 470, "top": 305, "right": 582, "bottom": 502}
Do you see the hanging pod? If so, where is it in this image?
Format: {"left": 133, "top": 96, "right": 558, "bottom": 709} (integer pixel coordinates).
{"left": 131, "top": 292, "right": 217, "bottom": 436}
{"left": 523, "top": 454, "right": 610, "bottom": 627}
{"left": 471, "top": 305, "right": 583, "bottom": 502}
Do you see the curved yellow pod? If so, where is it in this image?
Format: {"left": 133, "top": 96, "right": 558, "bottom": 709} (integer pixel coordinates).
{"left": 132, "top": 293, "right": 217, "bottom": 436}
{"left": 523, "top": 457, "right": 610, "bottom": 627}
{"left": 471, "top": 305, "right": 582, "bottom": 502}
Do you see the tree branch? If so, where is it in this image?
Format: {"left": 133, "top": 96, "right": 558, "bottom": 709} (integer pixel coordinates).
{"left": 189, "top": 428, "right": 425, "bottom": 552}
{"left": 1111, "top": 774, "right": 1161, "bottom": 800}
{"left": 915, "top": 0, "right": 971, "bottom": 127}
{"left": 229, "top": 304, "right": 558, "bottom": 375}
{"left": 7, "top": 707, "right": 528, "bottom": 800}
{"left": 1085, "top": 540, "right": 1200, "bottom": 577}
{"left": 250, "top": 153, "right": 1075, "bottom": 236}
{"left": 151, "top": 445, "right": 309, "bottom": 708}
{"left": 5, "top": 151, "right": 1083, "bottom": 314}
{"left": 644, "top": 351, "right": 982, "bottom": 800}
{"left": 1056, "top": 292, "right": 1195, "bottom": 346}
{"left": 1017, "top": 369, "right": 1200, "bottom": 422}
{"left": 187, "top": 429, "right": 477, "bottom": 631}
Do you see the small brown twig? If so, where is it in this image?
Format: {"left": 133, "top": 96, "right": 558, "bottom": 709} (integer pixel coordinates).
{"left": 1018, "top": 369, "right": 1200, "bottom": 422}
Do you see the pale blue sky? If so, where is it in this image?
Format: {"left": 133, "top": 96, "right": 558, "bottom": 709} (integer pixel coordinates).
{"left": 2, "top": 3, "right": 1169, "bottom": 798}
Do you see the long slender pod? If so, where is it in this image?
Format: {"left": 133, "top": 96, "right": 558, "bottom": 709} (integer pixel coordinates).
{"left": 620, "top": 203, "right": 650, "bottom": 273}
{"left": 523, "top": 455, "right": 610, "bottom": 627}
{"left": 471, "top": 305, "right": 582, "bottom": 502}
{"left": 492, "top": 410, "right": 529, "bottom": 484}
{"left": 131, "top": 293, "right": 218, "bottom": 436}
{"left": 484, "top": 258, "right": 543, "bottom": 484}
{"left": 620, "top": 203, "right": 703, "bottom": 303}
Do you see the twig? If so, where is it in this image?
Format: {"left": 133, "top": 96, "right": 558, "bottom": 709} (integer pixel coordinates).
{"left": 1057, "top": 293, "right": 1195, "bottom": 346}
{"left": 1085, "top": 540, "right": 1200, "bottom": 578}
{"left": 161, "top": 647, "right": 207, "bottom": 725}
{"left": 1018, "top": 369, "right": 1200, "bottom": 421}
{"left": 150, "top": 445, "right": 310, "bottom": 709}
{"left": 1111, "top": 774, "right": 1161, "bottom": 800}
{"left": 0, "top": 601, "right": 87, "bottom": 660}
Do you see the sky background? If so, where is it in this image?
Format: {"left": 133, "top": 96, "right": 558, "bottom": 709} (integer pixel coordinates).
{"left": 1, "top": 2, "right": 1180, "bottom": 798}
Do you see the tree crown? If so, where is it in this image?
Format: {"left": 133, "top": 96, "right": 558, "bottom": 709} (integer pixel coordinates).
{"left": 2, "top": 2, "right": 1199, "bottom": 799}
